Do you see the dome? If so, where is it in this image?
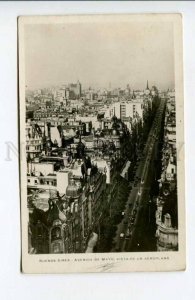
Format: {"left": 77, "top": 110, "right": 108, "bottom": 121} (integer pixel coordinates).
{"left": 165, "top": 213, "right": 171, "bottom": 219}
{"left": 66, "top": 178, "right": 80, "bottom": 199}
{"left": 117, "top": 121, "right": 123, "bottom": 130}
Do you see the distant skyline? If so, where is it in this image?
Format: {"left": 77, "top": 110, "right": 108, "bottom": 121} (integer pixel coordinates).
{"left": 24, "top": 20, "right": 175, "bottom": 91}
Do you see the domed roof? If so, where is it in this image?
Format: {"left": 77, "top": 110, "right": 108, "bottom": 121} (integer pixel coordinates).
{"left": 117, "top": 121, "right": 123, "bottom": 130}
{"left": 164, "top": 213, "right": 171, "bottom": 219}
{"left": 66, "top": 178, "right": 80, "bottom": 198}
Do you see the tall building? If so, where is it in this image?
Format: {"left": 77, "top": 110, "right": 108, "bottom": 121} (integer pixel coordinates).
{"left": 68, "top": 80, "right": 82, "bottom": 99}
{"left": 104, "top": 101, "right": 144, "bottom": 120}
{"left": 26, "top": 122, "right": 43, "bottom": 160}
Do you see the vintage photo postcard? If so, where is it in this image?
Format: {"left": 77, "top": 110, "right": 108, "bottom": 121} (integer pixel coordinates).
{"left": 18, "top": 14, "right": 185, "bottom": 273}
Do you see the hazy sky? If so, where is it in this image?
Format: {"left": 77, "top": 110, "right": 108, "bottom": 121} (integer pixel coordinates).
{"left": 24, "top": 21, "right": 174, "bottom": 90}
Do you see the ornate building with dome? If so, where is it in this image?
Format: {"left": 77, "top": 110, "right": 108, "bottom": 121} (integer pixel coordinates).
{"left": 28, "top": 154, "right": 107, "bottom": 254}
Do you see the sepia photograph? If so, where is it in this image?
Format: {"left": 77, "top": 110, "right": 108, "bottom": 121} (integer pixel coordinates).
{"left": 18, "top": 14, "right": 185, "bottom": 273}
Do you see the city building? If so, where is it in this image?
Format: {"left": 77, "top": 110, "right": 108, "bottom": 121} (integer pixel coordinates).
{"left": 155, "top": 91, "right": 178, "bottom": 251}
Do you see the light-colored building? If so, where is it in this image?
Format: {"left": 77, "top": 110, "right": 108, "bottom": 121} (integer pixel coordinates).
{"left": 26, "top": 122, "right": 43, "bottom": 159}
{"left": 50, "top": 126, "right": 62, "bottom": 147}
{"left": 104, "top": 100, "right": 144, "bottom": 120}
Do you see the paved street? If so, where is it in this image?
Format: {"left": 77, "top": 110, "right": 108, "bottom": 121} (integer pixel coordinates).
{"left": 112, "top": 99, "right": 166, "bottom": 252}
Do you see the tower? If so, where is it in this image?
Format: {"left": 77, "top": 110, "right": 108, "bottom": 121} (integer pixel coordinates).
{"left": 145, "top": 80, "right": 150, "bottom": 96}
{"left": 146, "top": 80, "right": 149, "bottom": 90}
